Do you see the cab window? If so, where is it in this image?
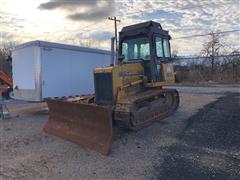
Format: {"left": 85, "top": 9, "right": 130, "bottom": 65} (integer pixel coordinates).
{"left": 122, "top": 37, "right": 150, "bottom": 61}
{"left": 155, "top": 37, "right": 163, "bottom": 57}
{"left": 156, "top": 37, "right": 171, "bottom": 58}
{"left": 163, "top": 39, "right": 171, "bottom": 57}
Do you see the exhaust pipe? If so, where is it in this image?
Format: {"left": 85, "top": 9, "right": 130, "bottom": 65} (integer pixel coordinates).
{"left": 110, "top": 37, "right": 115, "bottom": 66}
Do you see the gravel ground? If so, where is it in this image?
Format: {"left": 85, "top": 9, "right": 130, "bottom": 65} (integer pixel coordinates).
{"left": 0, "top": 85, "right": 239, "bottom": 180}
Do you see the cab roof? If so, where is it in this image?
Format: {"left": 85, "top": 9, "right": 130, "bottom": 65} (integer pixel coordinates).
{"left": 121, "top": 21, "right": 162, "bottom": 32}
{"left": 120, "top": 21, "right": 170, "bottom": 39}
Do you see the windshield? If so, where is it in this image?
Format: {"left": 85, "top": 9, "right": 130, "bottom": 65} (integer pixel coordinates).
{"left": 122, "top": 37, "right": 150, "bottom": 62}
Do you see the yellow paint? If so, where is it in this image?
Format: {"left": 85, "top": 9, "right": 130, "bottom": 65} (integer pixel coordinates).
{"left": 162, "top": 63, "right": 175, "bottom": 83}
{"left": 94, "top": 62, "right": 176, "bottom": 102}
{"left": 94, "top": 63, "right": 144, "bottom": 103}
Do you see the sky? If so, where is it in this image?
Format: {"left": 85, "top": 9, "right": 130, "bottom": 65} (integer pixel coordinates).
{"left": 0, "top": 0, "right": 240, "bottom": 56}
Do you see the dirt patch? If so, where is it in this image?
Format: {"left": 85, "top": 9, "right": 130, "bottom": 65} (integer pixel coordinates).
{"left": 0, "top": 86, "right": 239, "bottom": 179}
{"left": 0, "top": 133, "right": 54, "bottom": 152}
{"left": 153, "top": 92, "right": 240, "bottom": 180}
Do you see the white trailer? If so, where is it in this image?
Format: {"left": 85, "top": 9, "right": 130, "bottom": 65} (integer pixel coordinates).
{"left": 12, "top": 40, "right": 111, "bottom": 101}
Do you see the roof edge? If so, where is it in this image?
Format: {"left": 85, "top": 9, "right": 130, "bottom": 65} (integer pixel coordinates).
{"left": 13, "top": 40, "right": 111, "bottom": 55}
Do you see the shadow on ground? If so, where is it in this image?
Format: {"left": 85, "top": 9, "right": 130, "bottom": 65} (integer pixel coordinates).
{"left": 153, "top": 92, "right": 240, "bottom": 180}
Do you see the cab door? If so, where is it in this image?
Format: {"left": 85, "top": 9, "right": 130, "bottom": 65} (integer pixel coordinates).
{"left": 153, "top": 35, "right": 172, "bottom": 82}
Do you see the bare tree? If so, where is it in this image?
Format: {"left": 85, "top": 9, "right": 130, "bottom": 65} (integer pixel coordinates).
{"left": 0, "top": 41, "right": 15, "bottom": 58}
{"left": 201, "top": 32, "right": 223, "bottom": 78}
{"left": 227, "top": 50, "right": 240, "bottom": 82}
{"left": 172, "top": 48, "right": 178, "bottom": 58}
{"left": 78, "top": 39, "right": 100, "bottom": 48}
{"left": 0, "top": 41, "right": 16, "bottom": 75}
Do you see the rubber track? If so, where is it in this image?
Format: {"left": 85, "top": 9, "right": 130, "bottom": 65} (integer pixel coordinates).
{"left": 114, "top": 89, "right": 179, "bottom": 129}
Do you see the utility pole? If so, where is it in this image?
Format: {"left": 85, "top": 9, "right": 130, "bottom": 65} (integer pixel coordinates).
{"left": 108, "top": 16, "right": 120, "bottom": 64}
{"left": 210, "top": 33, "right": 215, "bottom": 79}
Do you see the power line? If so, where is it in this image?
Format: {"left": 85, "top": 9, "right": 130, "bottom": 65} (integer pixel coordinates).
{"left": 79, "top": 19, "right": 108, "bottom": 31}
{"left": 118, "top": 1, "right": 236, "bottom": 19}
{"left": 116, "top": 2, "right": 238, "bottom": 32}
{"left": 61, "top": 20, "right": 109, "bottom": 39}
{"left": 173, "top": 29, "right": 240, "bottom": 40}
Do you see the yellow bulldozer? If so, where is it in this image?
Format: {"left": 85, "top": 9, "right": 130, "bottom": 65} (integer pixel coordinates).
{"left": 43, "top": 21, "right": 179, "bottom": 155}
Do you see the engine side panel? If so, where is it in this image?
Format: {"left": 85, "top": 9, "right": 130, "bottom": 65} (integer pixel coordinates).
{"left": 94, "top": 63, "right": 144, "bottom": 105}
{"left": 94, "top": 72, "right": 113, "bottom": 105}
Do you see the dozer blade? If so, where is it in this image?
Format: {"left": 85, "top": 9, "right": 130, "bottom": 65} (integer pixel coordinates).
{"left": 44, "top": 99, "right": 113, "bottom": 155}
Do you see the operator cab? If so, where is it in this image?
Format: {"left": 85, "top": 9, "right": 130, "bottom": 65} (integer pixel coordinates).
{"left": 119, "top": 21, "right": 172, "bottom": 82}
